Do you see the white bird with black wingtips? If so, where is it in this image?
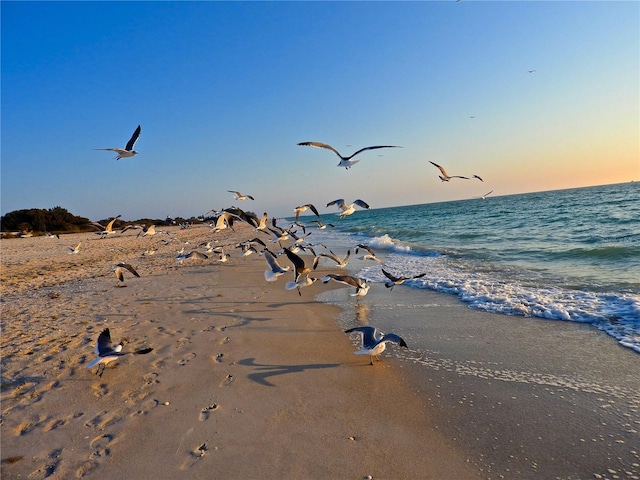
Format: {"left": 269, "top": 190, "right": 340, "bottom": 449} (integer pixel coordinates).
{"left": 95, "top": 125, "right": 141, "bottom": 160}
{"left": 298, "top": 141, "right": 401, "bottom": 169}
{"left": 344, "top": 326, "right": 408, "bottom": 365}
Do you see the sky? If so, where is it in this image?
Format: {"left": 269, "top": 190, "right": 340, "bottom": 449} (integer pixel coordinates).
{"left": 2, "top": 1, "right": 638, "bottom": 222}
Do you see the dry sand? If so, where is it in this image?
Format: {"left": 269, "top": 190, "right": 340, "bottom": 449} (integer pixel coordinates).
{"left": 1, "top": 224, "right": 478, "bottom": 479}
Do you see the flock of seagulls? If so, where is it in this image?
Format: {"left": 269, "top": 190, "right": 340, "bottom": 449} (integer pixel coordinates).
{"left": 84, "top": 127, "right": 494, "bottom": 373}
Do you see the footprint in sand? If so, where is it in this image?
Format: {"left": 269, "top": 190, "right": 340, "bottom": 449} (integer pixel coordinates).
{"left": 198, "top": 403, "right": 219, "bottom": 421}
{"left": 212, "top": 353, "right": 225, "bottom": 363}
{"left": 142, "top": 372, "right": 159, "bottom": 386}
{"left": 176, "top": 337, "right": 191, "bottom": 349}
{"left": 89, "top": 433, "right": 113, "bottom": 458}
{"left": 91, "top": 383, "right": 108, "bottom": 398}
{"left": 177, "top": 353, "right": 196, "bottom": 366}
{"left": 219, "top": 336, "right": 231, "bottom": 345}
{"left": 28, "top": 448, "right": 62, "bottom": 480}
{"left": 220, "top": 374, "right": 234, "bottom": 387}
{"left": 75, "top": 460, "right": 99, "bottom": 478}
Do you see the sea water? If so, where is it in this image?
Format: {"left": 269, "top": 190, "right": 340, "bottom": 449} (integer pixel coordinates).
{"left": 295, "top": 182, "right": 640, "bottom": 354}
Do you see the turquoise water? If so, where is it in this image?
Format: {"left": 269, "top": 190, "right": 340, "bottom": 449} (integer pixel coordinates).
{"left": 297, "top": 182, "right": 640, "bottom": 353}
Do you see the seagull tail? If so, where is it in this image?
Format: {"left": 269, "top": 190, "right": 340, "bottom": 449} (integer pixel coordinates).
{"left": 86, "top": 357, "right": 101, "bottom": 368}
{"left": 264, "top": 270, "right": 279, "bottom": 282}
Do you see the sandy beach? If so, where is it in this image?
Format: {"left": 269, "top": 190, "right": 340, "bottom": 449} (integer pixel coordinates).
{"left": 2, "top": 223, "right": 639, "bottom": 479}
{"left": 1, "top": 224, "right": 477, "bottom": 479}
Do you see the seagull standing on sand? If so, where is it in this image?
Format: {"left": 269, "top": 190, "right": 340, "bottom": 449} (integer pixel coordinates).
{"left": 322, "top": 274, "right": 370, "bottom": 297}
{"left": 429, "top": 161, "right": 470, "bottom": 182}
{"left": 113, "top": 262, "right": 140, "bottom": 286}
{"left": 87, "top": 328, "right": 153, "bottom": 376}
{"left": 326, "top": 199, "right": 370, "bottom": 218}
{"left": 228, "top": 190, "right": 254, "bottom": 201}
{"left": 344, "top": 326, "right": 408, "bottom": 365}
{"left": 297, "top": 141, "right": 401, "bottom": 169}
{"left": 95, "top": 125, "right": 141, "bottom": 160}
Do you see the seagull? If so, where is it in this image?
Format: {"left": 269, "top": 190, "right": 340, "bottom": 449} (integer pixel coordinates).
{"left": 429, "top": 161, "right": 470, "bottom": 182}
{"left": 326, "top": 199, "right": 370, "bottom": 218}
{"left": 90, "top": 215, "right": 121, "bottom": 237}
{"left": 318, "top": 249, "right": 350, "bottom": 268}
{"left": 344, "top": 326, "right": 408, "bottom": 365}
{"left": 321, "top": 274, "right": 369, "bottom": 297}
{"left": 480, "top": 190, "right": 494, "bottom": 200}
{"left": 255, "top": 212, "right": 269, "bottom": 231}
{"left": 283, "top": 247, "right": 319, "bottom": 295}
{"left": 113, "top": 262, "right": 140, "bottom": 286}
{"left": 263, "top": 248, "right": 290, "bottom": 281}
{"left": 381, "top": 268, "right": 427, "bottom": 290}
{"left": 176, "top": 250, "right": 209, "bottom": 264}
{"left": 68, "top": 242, "right": 81, "bottom": 254}
{"left": 294, "top": 204, "right": 320, "bottom": 222}
{"left": 228, "top": 190, "right": 254, "bottom": 201}
{"left": 86, "top": 328, "right": 153, "bottom": 376}
{"left": 527, "top": 69, "right": 536, "bottom": 73}
{"left": 298, "top": 141, "right": 401, "bottom": 169}
{"left": 310, "top": 219, "right": 334, "bottom": 229}
{"left": 95, "top": 125, "right": 141, "bottom": 160}
{"left": 355, "top": 244, "right": 382, "bottom": 263}
{"left": 137, "top": 224, "right": 156, "bottom": 238}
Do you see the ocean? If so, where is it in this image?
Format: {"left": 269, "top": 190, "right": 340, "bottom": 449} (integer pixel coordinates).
{"left": 295, "top": 182, "right": 640, "bottom": 354}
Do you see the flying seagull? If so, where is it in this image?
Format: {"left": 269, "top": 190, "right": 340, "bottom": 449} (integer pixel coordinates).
{"left": 355, "top": 244, "right": 382, "bottom": 263}
{"left": 326, "top": 199, "right": 370, "bottom": 218}
{"left": 322, "top": 274, "right": 369, "bottom": 297}
{"left": 310, "top": 219, "right": 334, "bottom": 229}
{"left": 344, "top": 326, "right": 408, "bottom": 365}
{"left": 381, "top": 268, "right": 427, "bottom": 290}
{"left": 283, "top": 247, "right": 318, "bottom": 296}
{"left": 263, "top": 248, "right": 290, "bottom": 281}
{"left": 90, "top": 215, "right": 121, "bottom": 237}
{"left": 68, "top": 242, "right": 82, "bottom": 254}
{"left": 294, "top": 203, "right": 320, "bottom": 222}
{"left": 429, "top": 161, "right": 470, "bottom": 182}
{"left": 113, "top": 262, "right": 140, "bottom": 286}
{"left": 228, "top": 190, "right": 254, "bottom": 201}
{"left": 318, "top": 249, "right": 350, "bottom": 268}
{"left": 298, "top": 141, "right": 401, "bottom": 169}
{"left": 86, "top": 328, "right": 153, "bottom": 376}
{"left": 95, "top": 125, "right": 141, "bottom": 160}
{"left": 480, "top": 190, "right": 494, "bottom": 200}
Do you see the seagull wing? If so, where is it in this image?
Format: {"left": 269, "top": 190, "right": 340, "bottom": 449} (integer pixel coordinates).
{"left": 125, "top": 125, "right": 141, "bottom": 151}
{"left": 283, "top": 247, "right": 306, "bottom": 277}
{"left": 353, "top": 199, "right": 370, "bottom": 210}
{"left": 116, "top": 262, "right": 140, "bottom": 277}
{"left": 381, "top": 332, "right": 408, "bottom": 348}
{"left": 346, "top": 145, "right": 401, "bottom": 160}
{"left": 326, "top": 198, "right": 346, "bottom": 209}
{"left": 429, "top": 161, "right": 448, "bottom": 177}
{"left": 298, "top": 141, "right": 344, "bottom": 159}
{"left": 382, "top": 268, "right": 404, "bottom": 283}
{"left": 96, "top": 328, "right": 113, "bottom": 356}
{"left": 345, "top": 326, "right": 380, "bottom": 349}
{"left": 472, "top": 175, "right": 484, "bottom": 182}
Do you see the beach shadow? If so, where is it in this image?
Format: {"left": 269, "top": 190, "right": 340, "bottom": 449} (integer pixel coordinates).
{"left": 237, "top": 358, "right": 340, "bottom": 387}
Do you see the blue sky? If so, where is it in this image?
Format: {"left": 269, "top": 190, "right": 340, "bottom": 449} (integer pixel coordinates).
{"left": 2, "top": 1, "right": 638, "bottom": 222}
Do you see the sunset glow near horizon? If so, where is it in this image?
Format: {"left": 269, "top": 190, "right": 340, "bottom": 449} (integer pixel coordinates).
{"left": 2, "top": 1, "right": 638, "bottom": 222}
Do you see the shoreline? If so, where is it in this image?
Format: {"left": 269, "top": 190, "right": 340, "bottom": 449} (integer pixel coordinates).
{"left": 1, "top": 225, "right": 477, "bottom": 479}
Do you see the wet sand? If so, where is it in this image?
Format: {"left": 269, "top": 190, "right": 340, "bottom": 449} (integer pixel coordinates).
{"left": 1, "top": 224, "right": 477, "bottom": 479}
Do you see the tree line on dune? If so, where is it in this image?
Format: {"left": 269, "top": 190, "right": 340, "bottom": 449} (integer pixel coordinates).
{"left": 0, "top": 206, "right": 203, "bottom": 237}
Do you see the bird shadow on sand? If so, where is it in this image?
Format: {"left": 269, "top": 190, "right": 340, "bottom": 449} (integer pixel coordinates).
{"left": 237, "top": 358, "right": 340, "bottom": 387}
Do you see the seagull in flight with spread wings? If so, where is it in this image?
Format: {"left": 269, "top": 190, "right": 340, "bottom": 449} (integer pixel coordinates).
{"left": 344, "top": 326, "right": 408, "bottom": 365}
{"left": 326, "top": 199, "right": 370, "bottom": 218}
{"left": 95, "top": 125, "right": 141, "bottom": 160}
{"left": 298, "top": 141, "right": 401, "bottom": 169}
{"left": 429, "top": 161, "right": 470, "bottom": 181}
{"left": 86, "top": 328, "right": 152, "bottom": 376}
